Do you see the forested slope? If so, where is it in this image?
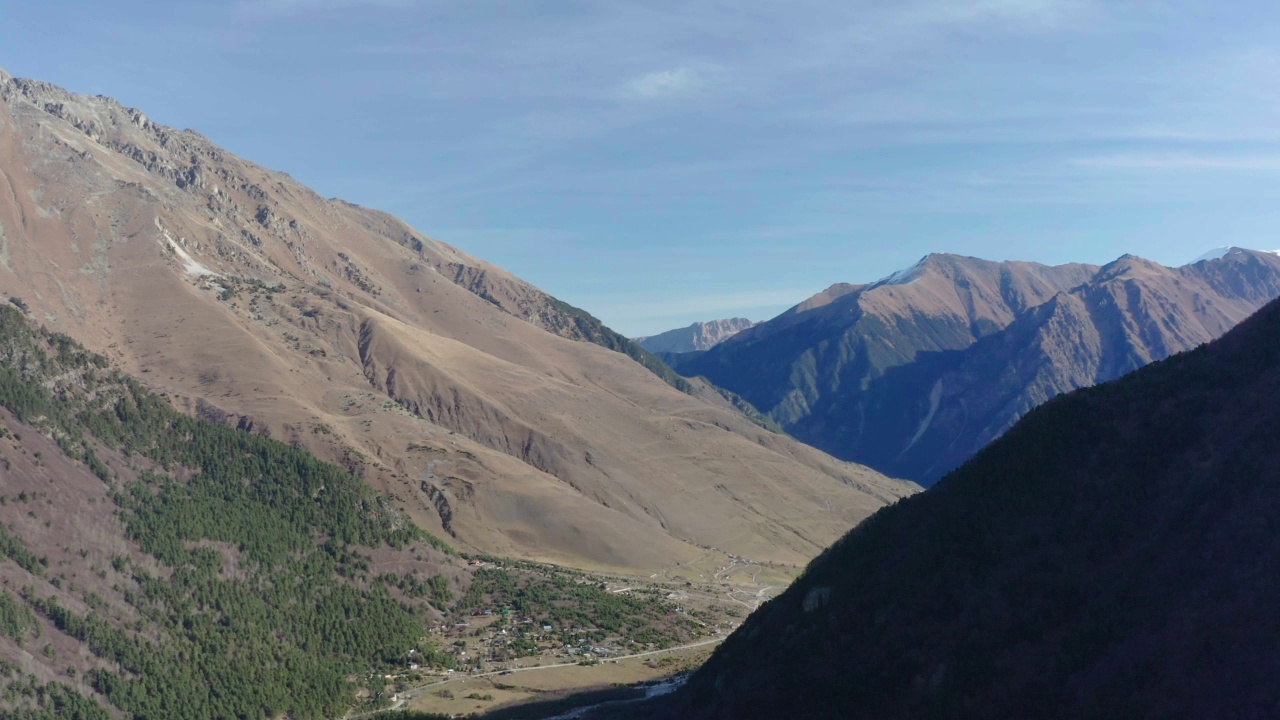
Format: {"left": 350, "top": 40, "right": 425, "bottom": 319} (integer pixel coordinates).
{"left": 0, "top": 303, "right": 455, "bottom": 719}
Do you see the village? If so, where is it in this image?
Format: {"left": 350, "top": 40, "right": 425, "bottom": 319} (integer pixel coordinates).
{"left": 350, "top": 551, "right": 792, "bottom": 717}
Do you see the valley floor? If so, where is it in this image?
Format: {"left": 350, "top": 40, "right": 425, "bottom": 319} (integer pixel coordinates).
{"left": 366, "top": 553, "right": 785, "bottom": 718}
{"left": 393, "top": 638, "right": 716, "bottom": 718}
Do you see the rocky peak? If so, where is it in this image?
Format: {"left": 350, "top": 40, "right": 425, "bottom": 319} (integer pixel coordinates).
{"left": 635, "top": 317, "right": 757, "bottom": 353}
{"left": 1091, "top": 253, "right": 1171, "bottom": 283}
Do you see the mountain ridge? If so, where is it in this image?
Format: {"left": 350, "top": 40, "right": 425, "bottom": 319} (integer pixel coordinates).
{"left": 668, "top": 249, "right": 1280, "bottom": 484}
{"left": 635, "top": 317, "right": 756, "bottom": 353}
{"left": 0, "top": 68, "right": 916, "bottom": 572}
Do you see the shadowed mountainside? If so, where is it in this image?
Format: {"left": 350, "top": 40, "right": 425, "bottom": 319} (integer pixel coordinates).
{"left": 649, "top": 294, "right": 1280, "bottom": 720}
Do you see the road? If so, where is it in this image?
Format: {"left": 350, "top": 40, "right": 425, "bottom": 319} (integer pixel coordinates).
{"left": 726, "top": 584, "right": 775, "bottom": 611}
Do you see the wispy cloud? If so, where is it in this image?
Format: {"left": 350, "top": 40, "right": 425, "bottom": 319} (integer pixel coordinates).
{"left": 348, "top": 42, "right": 429, "bottom": 56}
{"left": 235, "top": 0, "right": 422, "bottom": 20}
{"left": 620, "top": 67, "right": 706, "bottom": 101}
{"left": 1073, "top": 153, "right": 1280, "bottom": 172}
{"left": 902, "top": 0, "right": 1100, "bottom": 31}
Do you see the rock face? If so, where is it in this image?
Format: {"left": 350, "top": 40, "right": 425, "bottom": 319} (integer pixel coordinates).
{"left": 658, "top": 295, "right": 1280, "bottom": 720}
{"left": 668, "top": 250, "right": 1280, "bottom": 485}
{"left": 0, "top": 69, "right": 916, "bottom": 572}
{"left": 635, "top": 317, "right": 756, "bottom": 353}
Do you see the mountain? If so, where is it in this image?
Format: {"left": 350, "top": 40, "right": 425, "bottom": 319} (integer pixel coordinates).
{"left": 0, "top": 304, "right": 713, "bottom": 720}
{"left": 667, "top": 250, "right": 1280, "bottom": 485}
{"left": 651, "top": 294, "right": 1280, "bottom": 720}
{"left": 635, "top": 318, "right": 756, "bottom": 353}
{"left": 0, "top": 69, "right": 915, "bottom": 573}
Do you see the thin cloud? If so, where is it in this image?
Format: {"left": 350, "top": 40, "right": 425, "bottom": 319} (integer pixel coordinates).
{"left": 620, "top": 67, "right": 704, "bottom": 101}
{"left": 235, "top": 0, "right": 422, "bottom": 20}
{"left": 1073, "top": 153, "right": 1280, "bottom": 172}
{"left": 900, "top": 0, "right": 1100, "bottom": 31}
{"left": 348, "top": 43, "right": 429, "bottom": 56}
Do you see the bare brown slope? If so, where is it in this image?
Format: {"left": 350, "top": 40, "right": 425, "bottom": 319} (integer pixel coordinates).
{"left": 0, "top": 70, "right": 915, "bottom": 572}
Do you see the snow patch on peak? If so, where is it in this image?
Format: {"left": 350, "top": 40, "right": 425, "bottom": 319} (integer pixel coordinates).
{"left": 873, "top": 254, "right": 932, "bottom": 287}
{"left": 1187, "top": 247, "right": 1280, "bottom": 265}
{"left": 1188, "top": 247, "right": 1233, "bottom": 264}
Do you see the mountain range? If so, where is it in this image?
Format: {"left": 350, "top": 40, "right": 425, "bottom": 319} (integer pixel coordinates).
{"left": 6, "top": 63, "right": 1280, "bottom": 720}
{"left": 646, "top": 291, "right": 1280, "bottom": 720}
{"left": 664, "top": 249, "right": 1280, "bottom": 485}
{"left": 634, "top": 317, "right": 756, "bottom": 353}
{"left": 0, "top": 68, "right": 915, "bottom": 572}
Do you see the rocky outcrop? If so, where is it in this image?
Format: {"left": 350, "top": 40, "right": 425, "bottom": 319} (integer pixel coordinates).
{"left": 635, "top": 317, "right": 756, "bottom": 353}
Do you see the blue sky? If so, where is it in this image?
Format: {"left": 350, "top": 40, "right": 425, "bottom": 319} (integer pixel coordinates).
{"left": 4, "top": 1, "right": 1280, "bottom": 335}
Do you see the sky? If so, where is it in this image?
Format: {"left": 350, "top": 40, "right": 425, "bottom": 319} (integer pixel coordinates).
{"left": 4, "top": 1, "right": 1280, "bottom": 335}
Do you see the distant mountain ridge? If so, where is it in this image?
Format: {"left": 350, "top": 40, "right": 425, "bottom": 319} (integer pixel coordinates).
{"left": 667, "top": 248, "right": 1280, "bottom": 485}
{"left": 653, "top": 293, "right": 1280, "bottom": 720}
{"left": 635, "top": 317, "right": 756, "bottom": 353}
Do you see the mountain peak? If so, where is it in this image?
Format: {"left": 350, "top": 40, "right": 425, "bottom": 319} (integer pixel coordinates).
{"left": 1191, "top": 247, "right": 1234, "bottom": 263}
{"left": 869, "top": 253, "right": 1021, "bottom": 289}
{"left": 873, "top": 254, "right": 932, "bottom": 286}
{"left": 635, "top": 317, "right": 756, "bottom": 353}
{"left": 1091, "top": 252, "right": 1169, "bottom": 282}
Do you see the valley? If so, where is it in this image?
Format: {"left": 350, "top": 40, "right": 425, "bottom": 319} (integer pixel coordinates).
{"left": 343, "top": 554, "right": 779, "bottom": 718}
{"left": 4, "top": 19, "right": 1280, "bottom": 717}
{"left": 0, "top": 301, "right": 770, "bottom": 720}
{"left": 637, "top": 290, "right": 1280, "bottom": 720}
